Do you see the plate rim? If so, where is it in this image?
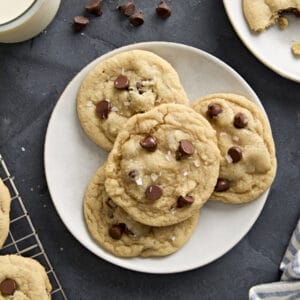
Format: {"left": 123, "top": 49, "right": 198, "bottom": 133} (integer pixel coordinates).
{"left": 222, "top": 0, "right": 300, "bottom": 83}
{"left": 44, "top": 41, "right": 269, "bottom": 274}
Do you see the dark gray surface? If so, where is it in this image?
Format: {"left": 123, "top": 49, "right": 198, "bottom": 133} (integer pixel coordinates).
{"left": 0, "top": 0, "right": 299, "bottom": 299}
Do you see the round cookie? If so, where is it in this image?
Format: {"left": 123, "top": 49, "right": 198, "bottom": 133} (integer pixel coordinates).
{"left": 0, "top": 179, "right": 11, "bottom": 249}
{"left": 105, "top": 103, "right": 220, "bottom": 227}
{"left": 0, "top": 255, "right": 52, "bottom": 299}
{"left": 84, "top": 166, "right": 199, "bottom": 257}
{"left": 243, "top": 0, "right": 300, "bottom": 32}
{"left": 77, "top": 50, "right": 189, "bottom": 151}
{"left": 192, "top": 93, "right": 277, "bottom": 204}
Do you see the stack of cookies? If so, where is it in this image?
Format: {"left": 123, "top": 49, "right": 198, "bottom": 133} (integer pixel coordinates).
{"left": 77, "top": 50, "right": 277, "bottom": 258}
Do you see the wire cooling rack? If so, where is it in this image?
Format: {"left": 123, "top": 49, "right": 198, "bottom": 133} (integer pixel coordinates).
{"left": 0, "top": 153, "right": 67, "bottom": 300}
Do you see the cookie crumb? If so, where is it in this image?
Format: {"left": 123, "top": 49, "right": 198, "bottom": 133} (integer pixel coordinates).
{"left": 292, "top": 42, "right": 300, "bottom": 56}
{"left": 278, "top": 16, "right": 288, "bottom": 30}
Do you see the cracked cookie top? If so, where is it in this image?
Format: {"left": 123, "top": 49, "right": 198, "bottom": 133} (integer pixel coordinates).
{"left": 105, "top": 104, "right": 220, "bottom": 227}
{"left": 77, "top": 50, "right": 189, "bottom": 151}
{"left": 84, "top": 165, "right": 199, "bottom": 257}
{"left": 192, "top": 93, "right": 277, "bottom": 204}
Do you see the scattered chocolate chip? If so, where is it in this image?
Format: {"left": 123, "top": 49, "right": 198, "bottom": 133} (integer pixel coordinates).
{"left": 136, "top": 81, "right": 144, "bottom": 94}
{"left": 128, "top": 169, "right": 138, "bottom": 179}
{"left": 73, "top": 16, "right": 90, "bottom": 32}
{"left": 228, "top": 146, "right": 243, "bottom": 163}
{"left": 145, "top": 185, "right": 163, "bottom": 201}
{"left": 140, "top": 135, "right": 157, "bottom": 151}
{"left": 156, "top": 1, "right": 171, "bottom": 19}
{"left": 95, "top": 100, "right": 112, "bottom": 119}
{"left": 114, "top": 75, "right": 129, "bottom": 90}
{"left": 85, "top": 0, "right": 102, "bottom": 16}
{"left": 109, "top": 224, "right": 126, "bottom": 240}
{"left": 214, "top": 178, "right": 230, "bottom": 192}
{"left": 234, "top": 113, "right": 248, "bottom": 128}
{"left": 0, "top": 279, "right": 17, "bottom": 296}
{"left": 129, "top": 11, "right": 144, "bottom": 26}
{"left": 177, "top": 195, "right": 194, "bottom": 208}
{"left": 207, "top": 103, "right": 223, "bottom": 119}
{"left": 118, "top": 1, "right": 136, "bottom": 17}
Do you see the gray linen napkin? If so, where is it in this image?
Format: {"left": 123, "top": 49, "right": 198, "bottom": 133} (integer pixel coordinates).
{"left": 249, "top": 219, "right": 300, "bottom": 300}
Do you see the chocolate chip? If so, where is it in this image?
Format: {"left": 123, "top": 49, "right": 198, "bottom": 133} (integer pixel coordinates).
{"left": 96, "top": 100, "right": 112, "bottom": 119}
{"left": 207, "top": 103, "right": 223, "bottom": 119}
{"left": 136, "top": 81, "right": 144, "bottom": 94}
{"left": 228, "top": 146, "right": 242, "bottom": 163}
{"left": 129, "top": 11, "right": 144, "bottom": 26}
{"left": 145, "top": 185, "right": 163, "bottom": 201}
{"left": 73, "top": 16, "right": 90, "bottom": 32}
{"left": 118, "top": 2, "right": 136, "bottom": 17}
{"left": 177, "top": 195, "right": 194, "bottom": 208}
{"left": 85, "top": 0, "right": 102, "bottom": 16}
{"left": 0, "top": 279, "right": 17, "bottom": 296}
{"left": 179, "top": 140, "right": 194, "bottom": 156}
{"left": 156, "top": 1, "right": 171, "bottom": 19}
{"left": 234, "top": 113, "right": 248, "bottom": 128}
{"left": 114, "top": 75, "right": 129, "bottom": 90}
{"left": 214, "top": 178, "right": 230, "bottom": 192}
{"left": 140, "top": 135, "right": 157, "bottom": 151}
{"left": 128, "top": 169, "right": 138, "bottom": 179}
{"left": 109, "top": 224, "right": 126, "bottom": 240}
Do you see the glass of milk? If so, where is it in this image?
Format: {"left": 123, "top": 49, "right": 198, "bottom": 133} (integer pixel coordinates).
{"left": 0, "top": 0, "right": 61, "bottom": 43}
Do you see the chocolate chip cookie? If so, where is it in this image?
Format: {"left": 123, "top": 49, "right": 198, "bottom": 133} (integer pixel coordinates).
{"left": 243, "top": 0, "right": 300, "bottom": 32}
{"left": 192, "top": 93, "right": 277, "bottom": 204}
{"left": 105, "top": 104, "right": 220, "bottom": 226}
{"left": 0, "top": 179, "right": 11, "bottom": 249}
{"left": 0, "top": 255, "right": 52, "bottom": 299}
{"left": 77, "top": 50, "right": 189, "bottom": 151}
{"left": 84, "top": 165, "right": 199, "bottom": 257}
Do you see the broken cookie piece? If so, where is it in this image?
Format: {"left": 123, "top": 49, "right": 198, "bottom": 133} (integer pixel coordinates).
{"left": 292, "top": 42, "right": 300, "bottom": 57}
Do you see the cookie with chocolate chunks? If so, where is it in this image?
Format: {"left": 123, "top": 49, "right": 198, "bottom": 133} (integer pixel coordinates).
{"left": 105, "top": 104, "right": 220, "bottom": 226}
{"left": 0, "top": 178, "right": 11, "bottom": 249}
{"left": 0, "top": 255, "right": 52, "bottom": 299}
{"left": 77, "top": 50, "right": 189, "bottom": 151}
{"left": 84, "top": 165, "right": 199, "bottom": 257}
{"left": 192, "top": 93, "right": 277, "bottom": 204}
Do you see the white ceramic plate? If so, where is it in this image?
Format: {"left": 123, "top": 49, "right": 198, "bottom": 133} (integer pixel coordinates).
{"left": 45, "top": 42, "right": 270, "bottom": 274}
{"left": 223, "top": 0, "right": 300, "bottom": 83}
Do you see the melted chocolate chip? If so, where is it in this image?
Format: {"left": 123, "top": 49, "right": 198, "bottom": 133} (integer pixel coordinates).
{"left": 228, "top": 146, "right": 242, "bottom": 163}
{"left": 214, "top": 178, "right": 230, "bottom": 192}
{"left": 145, "top": 185, "right": 163, "bottom": 201}
{"left": 234, "top": 113, "right": 248, "bottom": 128}
{"left": 129, "top": 11, "right": 144, "bottom": 26}
{"left": 156, "top": 1, "right": 171, "bottom": 19}
{"left": 109, "top": 224, "right": 126, "bottom": 240}
{"left": 118, "top": 1, "right": 136, "bottom": 17}
{"left": 85, "top": 0, "right": 102, "bottom": 16}
{"left": 114, "top": 75, "right": 129, "bottom": 90}
{"left": 95, "top": 100, "right": 112, "bottom": 119}
{"left": 177, "top": 195, "right": 194, "bottom": 208}
{"left": 207, "top": 103, "right": 223, "bottom": 118}
{"left": 128, "top": 169, "right": 138, "bottom": 179}
{"left": 0, "top": 279, "right": 17, "bottom": 296}
{"left": 73, "top": 16, "right": 90, "bottom": 32}
{"left": 140, "top": 135, "right": 157, "bottom": 151}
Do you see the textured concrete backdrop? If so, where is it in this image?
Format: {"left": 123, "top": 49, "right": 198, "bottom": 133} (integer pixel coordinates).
{"left": 0, "top": 1, "right": 299, "bottom": 299}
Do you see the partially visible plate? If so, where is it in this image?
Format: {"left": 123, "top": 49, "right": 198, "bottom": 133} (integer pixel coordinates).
{"left": 45, "top": 42, "right": 270, "bottom": 274}
{"left": 223, "top": 0, "right": 300, "bottom": 82}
